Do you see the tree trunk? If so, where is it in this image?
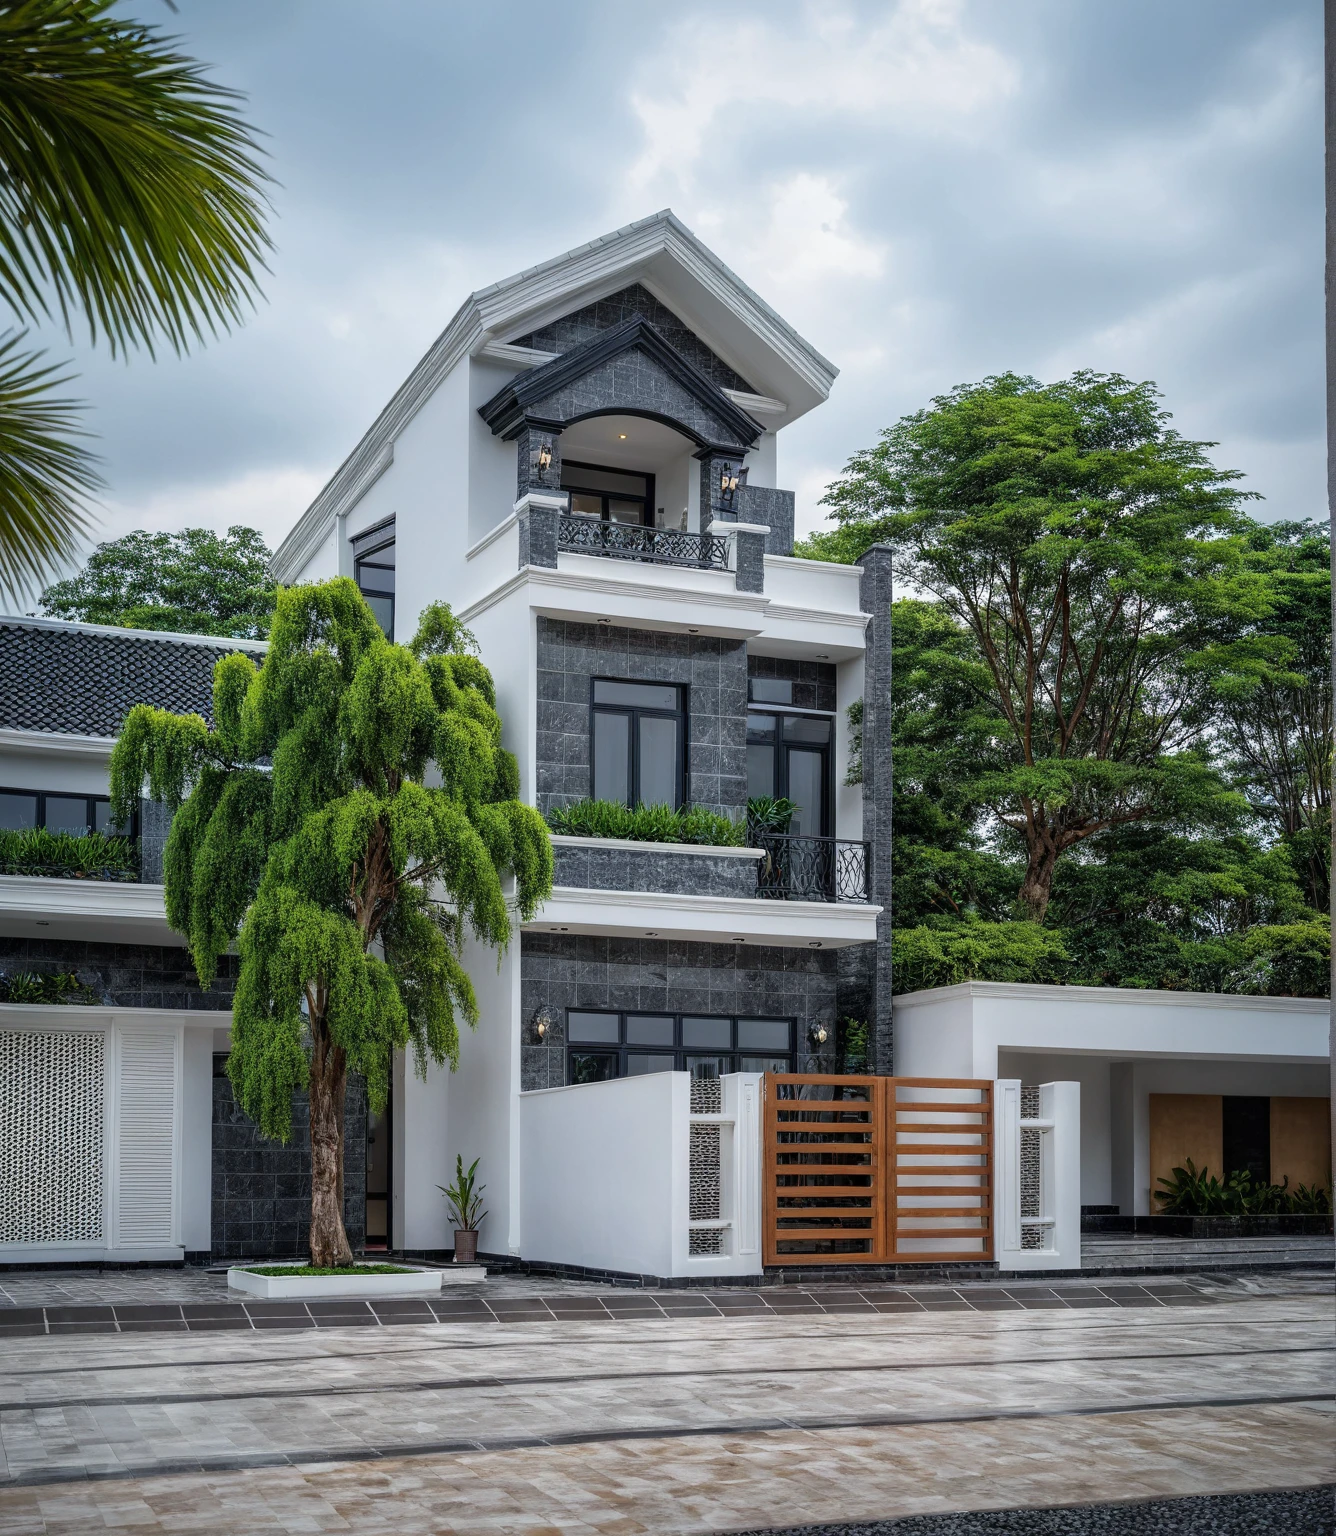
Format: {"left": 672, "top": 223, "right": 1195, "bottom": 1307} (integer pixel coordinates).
{"left": 1017, "top": 833, "right": 1060, "bottom": 924}
{"left": 308, "top": 1038, "right": 354, "bottom": 1269}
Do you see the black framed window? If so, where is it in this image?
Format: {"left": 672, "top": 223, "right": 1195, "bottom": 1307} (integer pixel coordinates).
{"left": 591, "top": 678, "right": 685, "bottom": 809}
{"left": 0, "top": 787, "right": 128, "bottom": 836}
{"left": 566, "top": 1012, "right": 795, "bottom": 1083}
{"left": 352, "top": 519, "right": 396, "bottom": 639}
{"left": 561, "top": 460, "right": 654, "bottom": 528}
{"left": 746, "top": 710, "right": 833, "bottom": 837}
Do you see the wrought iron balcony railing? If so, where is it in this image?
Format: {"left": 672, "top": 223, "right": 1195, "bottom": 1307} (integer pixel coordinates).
{"left": 754, "top": 834, "right": 871, "bottom": 904}
{"left": 557, "top": 513, "right": 730, "bottom": 570}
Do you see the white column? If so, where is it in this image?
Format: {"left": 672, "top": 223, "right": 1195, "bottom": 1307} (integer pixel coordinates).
{"left": 994, "top": 1078, "right": 1081, "bottom": 1271}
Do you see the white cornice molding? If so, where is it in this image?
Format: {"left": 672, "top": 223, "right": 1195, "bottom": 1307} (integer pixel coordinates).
{"left": 0, "top": 874, "right": 168, "bottom": 920}
{"left": 765, "top": 553, "right": 865, "bottom": 576}
{"left": 550, "top": 835, "right": 763, "bottom": 859}
{"left": 0, "top": 613, "right": 266, "bottom": 650}
{"left": 465, "top": 512, "right": 519, "bottom": 562}
{"left": 478, "top": 340, "right": 558, "bottom": 368}
{"left": 457, "top": 564, "right": 770, "bottom": 628}
{"left": 0, "top": 728, "right": 115, "bottom": 756}
{"left": 274, "top": 210, "right": 838, "bottom": 583}
{"left": 0, "top": 1001, "right": 222, "bottom": 1028}
{"left": 891, "top": 979, "right": 1330, "bottom": 1014}
{"left": 725, "top": 389, "right": 787, "bottom": 415}
{"left": 706, "top": 520, "right": 771, "bottom": 537}
{"left": 760, "top": 602, "right": 869, "bottom": 632}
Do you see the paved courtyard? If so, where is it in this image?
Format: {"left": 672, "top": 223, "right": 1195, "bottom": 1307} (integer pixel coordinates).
{"left": 0, "top": 1268, "right": 1330, "bottom": 1534}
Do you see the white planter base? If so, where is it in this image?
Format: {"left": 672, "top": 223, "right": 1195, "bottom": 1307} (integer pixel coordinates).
{"left": 226, "top": 1264, "right": 486, "bottom": 1299}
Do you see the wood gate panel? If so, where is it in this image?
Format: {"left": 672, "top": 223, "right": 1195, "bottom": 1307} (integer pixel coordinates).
{"left": 763, "top": 1075, "right": 993, "bottom": 1266}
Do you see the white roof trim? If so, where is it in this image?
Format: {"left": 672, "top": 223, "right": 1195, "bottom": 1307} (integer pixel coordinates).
{"left": 0, "top": 727, "right": 117, "bottom": 755}
{"left": 0, "top": 613, "right": 266, "bottom": 650}
{"left": 273, "top": 210, "right": 838, "bottom": 583}
{"left": 892, "top": 979, "right": 1329, "bottom": 1015}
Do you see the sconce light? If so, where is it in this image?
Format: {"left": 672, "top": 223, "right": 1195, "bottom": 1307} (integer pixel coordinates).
{"left": 532, "top": 1004, "right": 559, "bottom": 1044}
{"left": 807, "top": 1020, "right": 829, "bottom": 1049}
{"left": 535, "top": 440, "right": 553, "bottom": 484}
{"left": 719, "top": 461, "right": 742, "bottom": 508}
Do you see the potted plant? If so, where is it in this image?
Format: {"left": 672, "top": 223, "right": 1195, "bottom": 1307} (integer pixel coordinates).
{"left": 439, "top": 1154, "right": 487, "bottom": 1263}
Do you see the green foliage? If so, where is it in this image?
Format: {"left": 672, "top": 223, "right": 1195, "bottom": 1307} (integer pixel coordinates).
{"left": 110, "top": 580, "right": 553, "bottom": 1147}
{"left": 838, "top": 1017, "right": 869, "bottom": 1072}
{"left": 42, "top": 526, "right": 277, "bottom": 637}
{"left": 890, "top": 920, "right": 1070, "bottom": 995}
{"left": 801, "top": 370, "right": 1269, "bottom": 921}
{"left": 437, "top": 1154, "right": 487, "bottom": 1232}
{"left": 0, "top": 968, "right": 97, "bottom": 1004}
{"left": 0, "top": 1, "right": 269, "bottom": 595}
{"left": 0, "top": 826, "right": 136, "bottom": 879}
{"left": 745, "top": 796, "right": 797, "bottom": 836}
{"left": 546, "top": 798, "right": 744, "bottom": 846}
{"left": 1154, "top": 1158, "right": 1330, "bottom": 1217}
{"left": 240, "top": 1264, "right": 418, "bottom": 1277}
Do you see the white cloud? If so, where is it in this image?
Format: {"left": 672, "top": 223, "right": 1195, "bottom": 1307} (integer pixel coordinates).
{"left": 97, "top": 465, "right": 326, "bottom": 552}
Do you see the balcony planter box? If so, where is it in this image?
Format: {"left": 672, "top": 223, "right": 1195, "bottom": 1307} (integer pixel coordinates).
{"left": 227, "top": 1263, "right": 485, "bottom": 1299}
{"left": 1081, "top": 1213, "right": 1332, "bottom": 1237}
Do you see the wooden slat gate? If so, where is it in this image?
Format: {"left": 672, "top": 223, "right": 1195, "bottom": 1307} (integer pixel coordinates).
{"left": 762, "top": 1075, "right": 993, "bottom": 1265}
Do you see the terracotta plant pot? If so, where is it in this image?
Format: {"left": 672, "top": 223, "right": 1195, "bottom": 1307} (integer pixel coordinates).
{"left": 452, "top": 1229, "right": 479, "bottom": 1264}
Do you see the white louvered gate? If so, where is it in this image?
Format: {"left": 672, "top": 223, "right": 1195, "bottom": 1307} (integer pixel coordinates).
{"left": 112, "top": 1028, "right": 181, "bottom": 1249}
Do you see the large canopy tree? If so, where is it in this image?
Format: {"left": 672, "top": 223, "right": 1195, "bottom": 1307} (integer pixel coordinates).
{"left": 42, "top": 524, "right": 277, "bottom": 638}
{"left": 110, "top": 580, "right": 552, "bottom": 1266}
{"left": 0, "top": 1, "right": 269, "bottom": 597}
{"left": 808, "top": 370, "right": 1275, "bottom": 921}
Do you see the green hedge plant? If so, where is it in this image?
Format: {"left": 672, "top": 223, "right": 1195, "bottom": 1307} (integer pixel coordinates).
{"left": 0, "top": 827, "right": 138, "bottom": 880}
{"left": 1154, "top": 1158, "right": 1331, "bottom": 1217}
{"left": 547, "top": 799, "right": 744, "bottom": 847}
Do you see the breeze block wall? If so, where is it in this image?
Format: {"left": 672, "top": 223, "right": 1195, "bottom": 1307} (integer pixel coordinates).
{"left": 535, "top": 619, "right": 748, "bottom": 821}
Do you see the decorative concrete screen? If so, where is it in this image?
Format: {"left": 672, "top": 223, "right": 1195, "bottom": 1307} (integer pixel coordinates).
{"left": 114, "top": 1029, "right": 178, "bottom": 1248}
{"left": 0, "top": 1029, "right": 104, "bottom": 1244}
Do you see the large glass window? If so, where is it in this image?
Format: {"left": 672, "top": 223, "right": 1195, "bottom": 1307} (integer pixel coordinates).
{"left": 352, "top": 519, "right": 396, "bottom": 639}
{"left": 565, "top": 1012, "right": 795, "bottom": 1083}
{"left": 561, "top": 461, "right": 653, "bottom": 527}
{"left": 591, "top": 679, "right": 685, "bottom": 808}
{"left": 746, "top": 711, "right": 832, "bottom": 836}
{"left": 0, "top": 788, "right": 125, "bottom": 836}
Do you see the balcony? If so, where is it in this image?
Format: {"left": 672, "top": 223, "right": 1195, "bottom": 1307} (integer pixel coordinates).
{"left": 557, "top": 513, "right": 729, "bottom": 570}
{"left": 0, "top": 833, "right": 141, "bottom": 884}
{"left": 754, "top": 835, "right": 870, "bottom": 904}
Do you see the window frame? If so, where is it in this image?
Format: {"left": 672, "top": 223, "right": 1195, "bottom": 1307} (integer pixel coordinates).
{"left": 564, "top": 1012, "right": 796, "bottom": 1084}
{"left": 0, "top": 787, "right": 132, "bottom": 837}
{"left": 589, "top": 676, "right": 687, "bottom": 810}
{"left": 561, "top": 458, "right": 656, "bottom": 528}
{"left": 745, "top": 707, "right": 835, "bottom": 837}
{"left": 352, "top": 518, "right": 396, "bottom": 640}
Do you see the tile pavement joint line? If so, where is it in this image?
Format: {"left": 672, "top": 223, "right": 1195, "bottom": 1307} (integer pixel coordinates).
{"left": 1, "top": 1390, "right": 1330, "bottom": 1490}
{"left": 6, "top": 1344, "right": 1330, "bottom": 1415}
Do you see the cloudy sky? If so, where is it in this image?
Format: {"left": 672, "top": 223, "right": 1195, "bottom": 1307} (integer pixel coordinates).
{"left": 40, "top": 0, "right": 1327, "bottom": 577}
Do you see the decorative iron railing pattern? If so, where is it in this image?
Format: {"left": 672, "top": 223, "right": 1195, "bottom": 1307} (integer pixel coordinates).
{"left": 754, "top": 834, "right": 870, "bottom": 903}
{"left": 557, "top": 514, "right": 730, "bottom": 569}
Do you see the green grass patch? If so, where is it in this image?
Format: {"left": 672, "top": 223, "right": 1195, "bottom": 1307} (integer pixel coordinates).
{"left": 239, "top": 1264, "right": 418, "bottom": 1277}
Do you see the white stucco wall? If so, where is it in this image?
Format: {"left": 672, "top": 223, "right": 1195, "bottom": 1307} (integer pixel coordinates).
{"left": 0, "top": 744, "right": 112, "bottom": 798}
{"left": 180, "top": 1026, "right": 214, "bottom": 1252}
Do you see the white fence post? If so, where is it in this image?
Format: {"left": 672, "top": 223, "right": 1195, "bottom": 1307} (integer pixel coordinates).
{"left": 994, "top": 1078, "right": 1081, "bottom": 1271}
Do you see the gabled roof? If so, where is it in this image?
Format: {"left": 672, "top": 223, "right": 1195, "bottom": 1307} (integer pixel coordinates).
{"left": 477, "top": 315, "right": 764, "bottom": 450}
{"left": 0, "top": 617, "right": 262, "bottom": 738}
{"left": 274, "top": 211, "right": 838, "bottom": 581}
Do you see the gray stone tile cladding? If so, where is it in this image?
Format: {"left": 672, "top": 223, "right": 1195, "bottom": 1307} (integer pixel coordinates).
{"left": 553, "top": 842, "right": 758, "bottom": 898}
{"left": 737, "top": 483, "right": 797, "bottom": 557}
{"left": 0, "top": 936, "right": 237, "bottom": 1009}
{"left": 747, "top": 654, "right": 837, "bottom": 713}
{"left": 510, "top": 281, "right": 755, "bottom": 395}
{"left": 211, "top": 1067, "right": 366, "bottom": 1260}
{"left": 535, "top": 618, "right": 748, "bottom": 820}
{"left": 519, "top": 932, "right": 839, "bottom": 1090}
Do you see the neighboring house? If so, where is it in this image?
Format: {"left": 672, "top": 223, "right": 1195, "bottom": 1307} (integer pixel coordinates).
{"left": 0, "top": 211, "right": 1327, "bottom": 1277}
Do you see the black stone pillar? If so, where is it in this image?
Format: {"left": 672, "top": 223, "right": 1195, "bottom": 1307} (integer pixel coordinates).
{"left": 516, "top": 499, "right": 559, "bottom": 569}
{"left": 859, "top": 545, "right": 894, "bottom": 1075}
{"left": 733, "top": 528, "right": 766, "bottom": 593}
{"left": 514, "top": 417, "right": 563, "bottom": 502}
{"left": 697, "top": 447, "right": 747, "bottom": 526}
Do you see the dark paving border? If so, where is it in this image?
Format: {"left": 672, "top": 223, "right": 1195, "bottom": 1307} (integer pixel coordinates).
{"left": 0, "top": 1282, "right": 1226, "bottom": 1338}
{"left": 728, "top": 1484, "right": 1336, "bottom": 1535}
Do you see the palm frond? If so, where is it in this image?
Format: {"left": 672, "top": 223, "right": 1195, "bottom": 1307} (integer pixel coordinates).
{"left": 0, "top": 328, "right": 99, "bottom": 598}
{"left": 0, "top": 0, "right": 271, "bottom": 356}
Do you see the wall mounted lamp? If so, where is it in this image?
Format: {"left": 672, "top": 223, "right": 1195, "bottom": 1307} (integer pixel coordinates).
{"left": 535, "top": 440, "right": 553, "bottom": 483}
{"left": 719, "top": 461, "right": 744, "bottom": 508}
{"left": 532, "top": 1004, "right": 559, "bottom": 1044}
{"left": 807, "top": 1020, "right": 829, "bottom": 1048}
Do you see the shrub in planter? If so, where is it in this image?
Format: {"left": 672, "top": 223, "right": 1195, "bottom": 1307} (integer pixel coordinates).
{"left": 1155, "top": 1158, "right": 1331, "bottom": 1217}
{"left": 438, "top": 1154, "right": 487, "bottom": 1263}
{"left": 546, "top": 798, "right": 744, "bottom": 846}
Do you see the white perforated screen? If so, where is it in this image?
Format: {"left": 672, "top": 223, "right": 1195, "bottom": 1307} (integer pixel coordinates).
{"left": 0, "top": 1030, "right": 104, "bottom": 1243}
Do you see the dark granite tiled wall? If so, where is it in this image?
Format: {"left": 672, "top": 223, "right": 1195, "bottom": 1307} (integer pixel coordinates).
{"left": 0, "top": 937, "right": 237, "bottom": 1009}
{"left": 552, "top": 842, "right": 759, "bottom": 897}
{"left": 211, "top": 1066, "right": 366, "bottom": 1259}
{"left": 535, "top": 619, "right": 748, "bottom": 821}
{"left": 747, "top": 654, "right": 837, "bottom": 713}
{"left": 519, "top": 933, "right": 840, "bottom": 1090}
{"left": 859, "top": 547, "right": 895, "bottom": 1073}
{"left": 510, "top": 281, "right": 755, "bottom": 394}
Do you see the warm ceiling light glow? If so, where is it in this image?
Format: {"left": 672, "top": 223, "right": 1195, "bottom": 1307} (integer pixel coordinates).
{"left": 618, "top": 433, "right": 627, "bottom": 439}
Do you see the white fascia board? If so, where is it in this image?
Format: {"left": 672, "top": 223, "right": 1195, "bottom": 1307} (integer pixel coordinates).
{"left": 0, "top": 728, "right": 115, "bottom": 758}
{"left": 891, "top": 979, "right": 1331, "bottom": 1016}
{"left": 0, "top": 1002, "right": 220, "bottom": 1029}
{"left": 0, "top": 875, "right": 180, "bottom": 946}
{"left": 0, "top": 614, "right": 266, "bottom": 651}
{"left": 526, "top": 885, "right": 880, "bottom": 948}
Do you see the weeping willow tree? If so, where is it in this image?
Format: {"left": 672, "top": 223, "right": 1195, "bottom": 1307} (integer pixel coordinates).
{"left": 109, "top": 580, "right": 552, "bottom": 1266}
